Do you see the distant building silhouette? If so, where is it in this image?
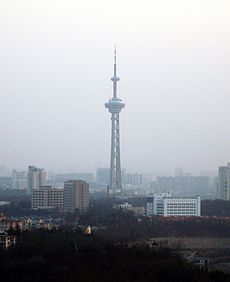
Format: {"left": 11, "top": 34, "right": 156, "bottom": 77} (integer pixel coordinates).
{"left": 151, "top": 175, "right": 209, "bottom": 198}
{"left": 12, "top": 170, "right": 28, "bottom": 190}
{"left": 96, "top": 168, "right": 110, "bottom": 185}
{"left": 218, "top": 163, "right": 230, "bottom": 200}
{"left": 124, "top": 173, "right": 143, "bottom": 186}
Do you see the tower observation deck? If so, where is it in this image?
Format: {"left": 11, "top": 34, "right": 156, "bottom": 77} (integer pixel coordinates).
{"left": 105, "top": 47, "right": 125, "bottom": 194}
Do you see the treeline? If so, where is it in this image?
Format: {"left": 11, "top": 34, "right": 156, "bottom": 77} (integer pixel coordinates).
{"left": 0, "top": 229, "right": 230, "bottom": 282}
{"left": 0, "top": 200, "right": 60, "bottom": 217}
{"left": 92, "top": 213, "right": 230, "bottom": 241}
{"left": 202, "top": 200, "right": 230, "bottom": 217}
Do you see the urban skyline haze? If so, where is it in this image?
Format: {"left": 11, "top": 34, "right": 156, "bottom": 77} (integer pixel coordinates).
{"left": 0, "top": 1, "right": 230, "bottom": 173}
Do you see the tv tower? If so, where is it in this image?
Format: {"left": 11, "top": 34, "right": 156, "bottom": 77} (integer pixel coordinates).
{"left": 105, "top": 47, "right": 125, "bottom": 195}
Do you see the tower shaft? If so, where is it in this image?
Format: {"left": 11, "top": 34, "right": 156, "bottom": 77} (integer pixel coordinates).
{"left": 110, "top": 113, "right": 122, "bottom": 193}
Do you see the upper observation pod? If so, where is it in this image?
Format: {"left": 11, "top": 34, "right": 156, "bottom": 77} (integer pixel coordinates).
{"left": 111, "top": 75, "right": 120, "bottom": 82}
{"left": 105, "top": 97, "right": 125, "bottom": 113}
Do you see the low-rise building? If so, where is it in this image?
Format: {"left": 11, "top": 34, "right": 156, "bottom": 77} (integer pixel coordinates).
{"left": 113, "top": 203, "right": 145, "bottom": 215}
{"left": 127, "top": 206, "right": 145, "bottom": 215}
{"left": 147, "top": 193, "right": 201, "bottom": 217}
{"left": 0, "top": 221, "right": 11, "bottom": 232}
{"left": 0, "top": 232, "right": 17, "bottom": 250}
{"left": 113, "top": 202, "right": 132, "bottom": 209}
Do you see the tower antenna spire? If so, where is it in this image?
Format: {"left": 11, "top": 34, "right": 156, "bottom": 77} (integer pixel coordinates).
{"left": 114, "top": 44, "right": 117, "bottom": 65}
{"left": 111, "top": 45, "right": 119, "bottom": 98}
{"left": 113, "top": 45, "right": 117, "bottom": 78}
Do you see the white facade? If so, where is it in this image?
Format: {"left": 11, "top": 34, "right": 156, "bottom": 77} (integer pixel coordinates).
{"left": 114, "top": 202, "right": 132, "bottom": 209}
{"left": 147, "top": 193, "right": 201, "bottom": 217}
{"left": 147, "top": 192, "right": 171, "bottom": 216}
{"left": 27, "top": 166, "right": 47, "bottom": 194}
{"left": 163, "top": 196, "right": 200, "bottom": 216}
{"left": 31, "top": 186, "right": 64, "bottom": 209}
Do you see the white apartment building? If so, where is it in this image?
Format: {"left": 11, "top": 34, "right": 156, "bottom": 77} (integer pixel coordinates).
{"left": 31, "top": 186, "right": 64, "bottom": 209}
{"left": 27, "top": 166, "right": 47, "bottom": 194}
{"left": 147, "top": 193, "right": 201, "bottom": 217}
{"left": 64, "top": 180, "right": 89, "bottom": 212}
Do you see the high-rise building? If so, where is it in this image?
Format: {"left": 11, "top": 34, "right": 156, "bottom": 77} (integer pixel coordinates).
{"left": 31, "top": 186, "right": 64, "bottom": 209}
{"left": 218, "top": 163, "right": 230, "bottom": 200}
{"left": 124, "top": 173, "right": 143, "bottom": 186}
{"left": 96, "top": 168, "right": 110, "bottom": 185}
{"left": 27, "top": 166, "right": 47, "bottom": 194}
{"left": 64, "top": 180, "right": 89, "bottom": 212}
{"left": 151, "top": 175, "right": 209, "bottom": 198}
{"left": 12, "top": 170, "right": 28, "bottom": 190}
{"left": 105, "top": 47, "right": 125, "bottom": 195}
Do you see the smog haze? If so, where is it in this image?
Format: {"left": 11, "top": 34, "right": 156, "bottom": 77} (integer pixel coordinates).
{"left": 0, "top": 0, "right": 230, "bottom": 173}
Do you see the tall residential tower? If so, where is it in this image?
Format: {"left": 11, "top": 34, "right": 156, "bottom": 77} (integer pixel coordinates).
{"left": 105, "top": 48, "right": 125, "bottom": 194}
{"left": 218, "top": 163, "right": 230, "bottom": 200}
{"left": 27, "top": 166, "right": 47, "bottom": 194}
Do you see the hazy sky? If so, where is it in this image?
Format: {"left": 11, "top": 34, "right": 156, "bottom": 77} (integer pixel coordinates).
{"left": 0, "top": 0, "right": 230, "bottom": 173}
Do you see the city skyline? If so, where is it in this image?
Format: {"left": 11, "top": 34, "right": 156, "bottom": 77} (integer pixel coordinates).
{"left": 1, "top": 3, "right": 230, "bottom": 281}
{"left": 0, "top": 1, "right": 230, "bottom": 172}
